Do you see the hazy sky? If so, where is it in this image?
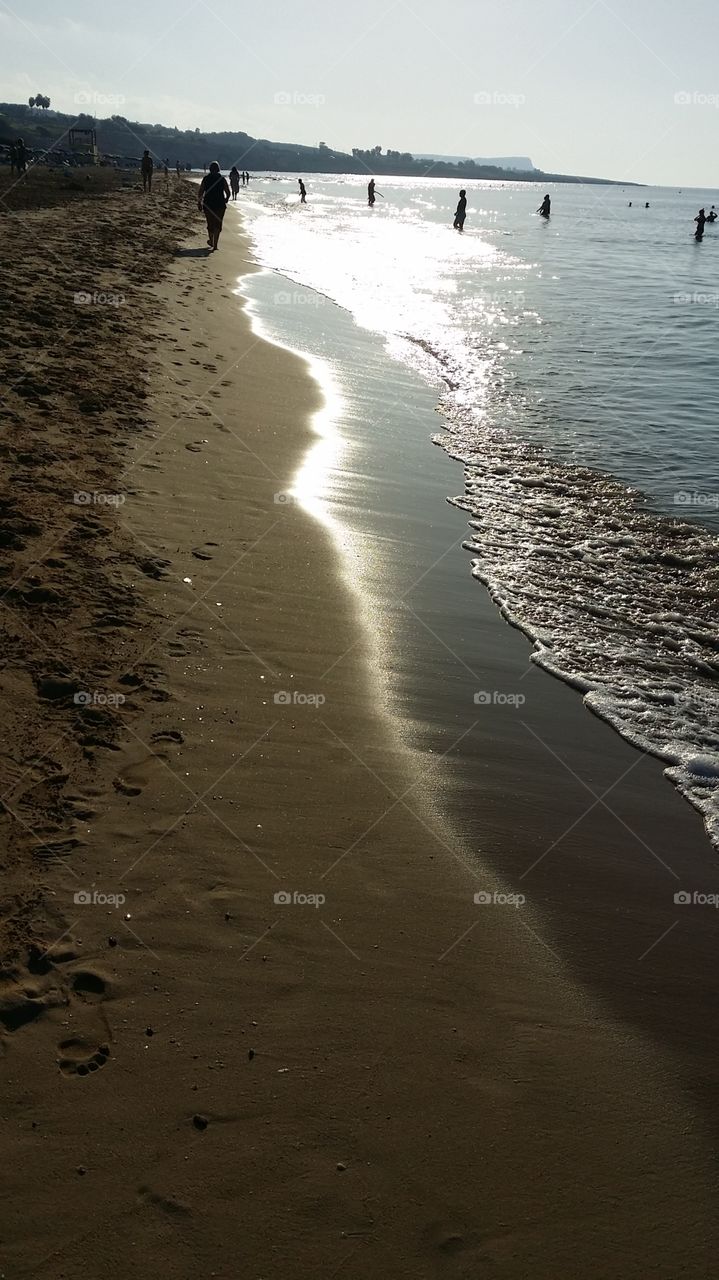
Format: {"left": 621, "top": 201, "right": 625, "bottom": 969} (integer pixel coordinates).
{"left": 2, "top": 0, "right": 718, "bottom": 186}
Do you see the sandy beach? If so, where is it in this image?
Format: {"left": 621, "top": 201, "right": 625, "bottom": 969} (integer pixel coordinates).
{"left": 1, "top": 172, "right": 718, "bottom": 1278}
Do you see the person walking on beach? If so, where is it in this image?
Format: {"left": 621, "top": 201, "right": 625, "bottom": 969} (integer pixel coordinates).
{"left": 176, "top": 160, "right": 181, "bottom": 178}
{"left": 245, "top": 171, "right": 250, "bottom": 185}
{"left": 538, "top": 193, "right": 551, "bottom": 218}
{"left": 198, "top": 161, "right": 231, "bottom": 251}
{"left": 695, "top": 208, "right": 706, "bottom": 240}
{"left": 141, "top": 149, "right": 153, "bottom": 192}
{"left": 453, "top": 189, "right": 467, "bottom": 231}
{"left": 368, "top": 179, "right": 376, "bottom": 206}
{"left": 15, "top": 138, "right": 27, "bottom": 175}
{"left": 229, "top": 166, "right": 240, "bottom": 199}
{"left": 298, "top": 178, "right": 307, "bottom": 204}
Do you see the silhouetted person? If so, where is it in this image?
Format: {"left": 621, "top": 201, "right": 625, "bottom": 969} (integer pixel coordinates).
{"left": 245, "top": 171, "right": 250, "bottom": 184}
{"left": 695, "top": 208, "right": 706, "bottom": 240}
{"left": 707, "top": 206, "right": 717, "bottom": 222}
{"left": 298, "top": 178, "right": 307, "bottom": 203}
{"left": 15, "top": 138, "right": 27, "bottom": 174}
{"left": 628, "top": 201, "right": 632, "bottom": 207}
{"left": 176, "top": 160, "right": 181, "bottom": 178}
{"left": 453, "top": 189, "right": 467, "bottom": 231}
{"left": 645, "top": 201, "right": 650, "bottom": 208}
{"left": 198, "top": 161, "right": 231, "bottom": 251}
{"left": 9, "top": 141, "right": 17, "bottom": 176}
{"left": 538, "top": 194, "right": 551, "bottom": 217}
{"left": 229, "top": 166, "right": 240, "bottom": 199}
{"left": 141, "top": 149, "right": 153, "bottom": 192}
{"left": 368, "top": 179, "right": 376, "bottom": 206}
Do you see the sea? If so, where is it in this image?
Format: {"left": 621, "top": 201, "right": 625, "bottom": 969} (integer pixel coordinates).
{"left": 225, "top": 173, "right": 719, "bottom": 849}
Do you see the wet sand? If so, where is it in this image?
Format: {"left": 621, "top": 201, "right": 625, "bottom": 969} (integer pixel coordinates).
{"left": 1, "top": 176, "right": 717, "bottom": 1277}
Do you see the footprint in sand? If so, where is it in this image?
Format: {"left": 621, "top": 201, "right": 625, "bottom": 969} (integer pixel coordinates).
{"left": 58, "top": 1037, "right": 110, "bottom": 1077}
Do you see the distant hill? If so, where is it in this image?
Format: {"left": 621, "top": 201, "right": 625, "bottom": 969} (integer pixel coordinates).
{"left": 0, "top": 103, "right": 633, "bottom": 185}
{"left": 418, "top": 154, "right": 537, "bottom": 171}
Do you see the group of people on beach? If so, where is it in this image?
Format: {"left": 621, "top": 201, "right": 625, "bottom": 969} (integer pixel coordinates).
{"left": 193, "top": 163, "right": 718, "bottom": 254}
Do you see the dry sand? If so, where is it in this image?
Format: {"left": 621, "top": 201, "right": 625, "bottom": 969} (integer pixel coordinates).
{"left": 1, "top": 173, "right": 717, "bottom": 1277}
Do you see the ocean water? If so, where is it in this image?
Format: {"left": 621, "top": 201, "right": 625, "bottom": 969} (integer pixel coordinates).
{"left": 233, "top": 173, "right": 719, "bottom": 847}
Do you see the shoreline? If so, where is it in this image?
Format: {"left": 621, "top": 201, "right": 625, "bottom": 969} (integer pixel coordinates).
{"left": 2, "top": 184, "right": 718, "bottom": 1276}
{"left": 236, "top": 228, "right": 719, "bottom": 1099}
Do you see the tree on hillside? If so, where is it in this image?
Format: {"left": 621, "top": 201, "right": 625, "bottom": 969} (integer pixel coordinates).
{"left": 29, "top": 94, "right": 51, "bottom": 109}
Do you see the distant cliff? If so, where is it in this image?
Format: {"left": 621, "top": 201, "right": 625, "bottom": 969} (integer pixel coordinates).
{"left": 0, "top": 104, "right": 632, "bottom": 185}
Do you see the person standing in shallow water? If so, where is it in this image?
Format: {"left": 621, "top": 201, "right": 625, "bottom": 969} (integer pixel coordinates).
{"left": 453, "top": 189, "right": 467, "bottom": 231}
{"left": 229, "top": 166, "right": 240, "bottom": 200}
{"left": 198, "top": 162, "right": 231, "bottom": 251}
{"left": 298, "top": 178, "right": 307, "bottom": 204}
{"left": 368, "top": 179, "right": 376, "bottom": 206}
{"left": 695, "top": 208, "right": 706, "bottom": 240}
{"left": 538, "top": 193, "right": 551, "bottom": 217}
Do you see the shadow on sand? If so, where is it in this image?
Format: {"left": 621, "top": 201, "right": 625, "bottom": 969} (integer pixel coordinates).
{"left": 174, "top": 247, "right": 211, "bottom": 258}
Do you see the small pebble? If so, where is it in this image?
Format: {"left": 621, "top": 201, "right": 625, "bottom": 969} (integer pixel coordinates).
{"left": 192, "top": 1114, "right": 208, "bottom": 1131}
{"left": 108, "top": 936, "right": 117, "bottom": 947}
{"left": 146, "top": 1027, "right": 154, "bottom": 1037}
{"left": 76, "top": 1166, "right": 87, "bottom": 1176}
{"left": 248, "top": 1048, "right": 255, "bottom": 1060}
{"left": 336, "top": 1163, "right": 347, "bottom": 1172}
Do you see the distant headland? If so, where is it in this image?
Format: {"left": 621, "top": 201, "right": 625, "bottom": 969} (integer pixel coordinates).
{"left": 0, "top": 102, "right": 638, "bottom": 185}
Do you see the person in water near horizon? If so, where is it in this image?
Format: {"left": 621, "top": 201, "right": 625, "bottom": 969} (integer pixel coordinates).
{"left": 538, "top": 193, "right": 551, "bottom": 217}
{"left": 229, "top": 165, "right": 240, "bottom": 200}
{"left": 695, "top": 208, "right": 706, "bottom": 240}
{"left": 298, "top": 178, "right": 307, "bottom": 203}
{"left": 198, "top": 161, "right": 230, "bottom": 251}
{"left": 707, "top": 206, "right": 717, "bottom": 222}
{"left": 368, "top": 178, "right": 376, "bottom": 206}
{"left": 453, "top": 189, "right": 467, "bottom": 231}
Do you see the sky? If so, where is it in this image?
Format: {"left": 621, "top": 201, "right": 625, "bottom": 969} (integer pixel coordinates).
{"left": 1, "top": 0, "right": 718, "bottom": 186}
